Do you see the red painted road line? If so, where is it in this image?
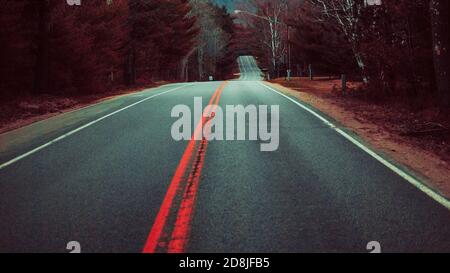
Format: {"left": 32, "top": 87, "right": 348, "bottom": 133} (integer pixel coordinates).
{"left": 167, "top": 137, "right": 209, "bottom": 253}
{"left": 167, "top": 84, "right": 226, "bottom": 253}
{"left": 142, "top": 82, "right": 227, "bottom": 253}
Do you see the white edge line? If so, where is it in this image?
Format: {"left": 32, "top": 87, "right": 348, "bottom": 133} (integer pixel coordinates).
{"left": 0, "top": 84, "right": 192, "bottom": 170}
{"left": 258, "top": 81, "right": 450, "bottom": 210}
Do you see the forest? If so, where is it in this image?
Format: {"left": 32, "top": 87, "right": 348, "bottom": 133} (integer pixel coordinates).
{"left": 237, "top": 0, "right": 449, "bottom": 110}
{"left": 0, "top": 0, "right": 448, "bottom": 112}
{"left": 0, "top": 0, "right": 237, "bottom": 98}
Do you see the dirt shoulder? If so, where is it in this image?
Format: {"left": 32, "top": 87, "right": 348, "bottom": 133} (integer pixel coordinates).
{"left": 0, "top": 82, "right": 170, "bottom": 134}
{"left": 268, "top": 77, "right": 450, "bottom": 198}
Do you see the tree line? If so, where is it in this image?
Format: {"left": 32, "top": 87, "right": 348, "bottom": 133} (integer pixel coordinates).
{"left": 238, "top": 0, "right": 449, "bottom": 109}
{"left": 0, "top": 0, "right": 237, "bottom": 98}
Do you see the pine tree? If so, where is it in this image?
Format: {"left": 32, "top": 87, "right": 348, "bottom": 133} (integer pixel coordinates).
{"left": 159, "top": 0, "right": 198, "bottom": 79}
{"left": 0, "top": 1, "right": 35, "bottom": 96}
{"left": 125, "top": 0, "right": 197, "bottom": 84}
{"left": 75, "top": 0, "right": 129, "bottom": 92}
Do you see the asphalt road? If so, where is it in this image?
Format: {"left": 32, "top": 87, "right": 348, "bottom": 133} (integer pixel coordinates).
{"left": 0, "top": 56, "right": 449, "bottom": 253}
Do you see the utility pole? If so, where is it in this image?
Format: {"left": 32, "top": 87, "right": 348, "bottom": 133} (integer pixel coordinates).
{"left": 286, "top": 23, "right": 292, "bottom": 81}
{"left": 286, "top": 1, "right": 291, "bottom": 81}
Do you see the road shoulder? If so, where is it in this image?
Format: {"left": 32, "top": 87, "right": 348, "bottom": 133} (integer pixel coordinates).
{"left": 0, "top": 83, "right": 185, "bottom": 158}
{"left": 264, "top": 80, "right": 450, "bottom": 200}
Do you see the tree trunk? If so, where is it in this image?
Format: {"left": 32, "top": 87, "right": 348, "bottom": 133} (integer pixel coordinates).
{"left": 430, "top": 0, "right": 449, "bottom": 110}
{"left": 33, "top": 0, "right": 50, "bottom": 94}
{"left": 124, "top": 45, "right": 136, "bottom": 86}
{"left": 197, "top": 47, "right": 204, "bottom": 81}
{"left": 180, "top": 47, "right": 196, "bottom": 82}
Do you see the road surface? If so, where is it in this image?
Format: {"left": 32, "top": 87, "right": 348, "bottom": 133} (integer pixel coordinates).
{"left": 0, "top": 56, "right": 449, "bottom": 253}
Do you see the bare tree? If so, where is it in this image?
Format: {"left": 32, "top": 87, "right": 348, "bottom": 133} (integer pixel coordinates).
{"left": 260, "top": 0, "right": 287, "bottom": 76}
{"left": 238, "top": 0, "right": 289, "bottom": 77}
{"left": 189, "top": 0, "right": 231, "bottom": 80}
{"left": 312, "top": 0, "right": 368, "bottom": 82}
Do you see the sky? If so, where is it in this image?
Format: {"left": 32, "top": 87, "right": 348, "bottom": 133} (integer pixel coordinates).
{"left": 210, "top": 0, "right": 236, "bottom": 11}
